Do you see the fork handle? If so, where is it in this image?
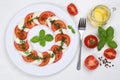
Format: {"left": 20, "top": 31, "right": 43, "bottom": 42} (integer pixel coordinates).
{"left": 77, "top": 39, "right": 82, "bottom": 70}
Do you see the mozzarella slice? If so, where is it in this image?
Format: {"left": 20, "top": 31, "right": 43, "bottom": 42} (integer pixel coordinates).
{"left": 54, "top": 29, "right": 68, "bottom": 36}
{"left": 14, "top": 36, "right": 27, "bottom": 44}
{"left": 55, "top": 41, "right": 67, "bottom": 53}
{"left": 32, "top": 52, "right": 43, "bottom": 65}
{"left": 19, "top": 47, "right": 32, "bottom": 56}
{"left": 33, "top": 12, "right": 41, "bottom": 24}
{"left": 14, "top": 37, "right": 21, "bottom": 44}
{"left": 46, "top": 50, "right": 55, "bottom": 64}
{"left": 17, "top": 20, "right": 24, "bottom": 30}
{"left": 46, "top": 16, "right": 59, "bottom": 27}
{"left": 17, "top": 20, "right": 29, "bottom": 32}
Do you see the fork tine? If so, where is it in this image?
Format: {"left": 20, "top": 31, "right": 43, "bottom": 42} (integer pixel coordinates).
{"left": 78, "top": 18, "right": 86, "bottom": 30}
{"left": 82, "top": 18, "right": 85, "bottom": 27}
{"left": 78, "top": 18, "right": 82, "bottom": 29}
{"left": 83, "top": 18, "right": 86, "bottom": 27}
{"left": 78, "top": 19, "right": 81, "bottom": 28}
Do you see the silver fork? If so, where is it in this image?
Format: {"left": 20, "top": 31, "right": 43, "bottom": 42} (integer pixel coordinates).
{"left": 77, "top": 18, "right": 86, "bottom": 70}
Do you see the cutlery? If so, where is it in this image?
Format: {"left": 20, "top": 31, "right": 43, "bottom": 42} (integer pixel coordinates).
{"left": 77, "top": 18, "right": 86, "bottom": 70}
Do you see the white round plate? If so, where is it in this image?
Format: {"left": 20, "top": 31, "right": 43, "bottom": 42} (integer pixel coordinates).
{"left": 5, "top": 3, "right": 80, "bottom": 76}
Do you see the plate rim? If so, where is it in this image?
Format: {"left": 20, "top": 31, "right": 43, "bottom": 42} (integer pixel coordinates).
{"left": 5, "top": 3, "right": 80, "bottom": 76}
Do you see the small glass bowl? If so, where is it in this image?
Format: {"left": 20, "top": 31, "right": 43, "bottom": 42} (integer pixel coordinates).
{"left": 88, "top": 5, "right": 111, "bottom": 27}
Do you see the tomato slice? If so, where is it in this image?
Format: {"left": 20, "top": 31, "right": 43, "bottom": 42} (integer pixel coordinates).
{"left": 51, "top": 45, "right": 63, "bottom": 63}
{"left": 104, "top": 48, "right": 117, "bottom": 59}
{"left": 51, "top": 20, "right": 66, "bottom": 31}
{"left": 25, "top": 13, "right": 37, "bottom": 29}
{"left": 55, "top": 34, "right": 70, "bottom": 46}
{"left": 67, "top": 3, "right": 78, "bottom": 16}
{"left": 14, "top": 41, "right": 29, "bottom": 52}
{"left": 39, "top": 52, "right": 50, "bottom": 66}
{"left": 38, "top": 11, "right": 55, "bottom": 25}
{"left": 84, "top": 35, "right": 98, "bottom": 48}
{"left": 84, "top": 55, "right": 99, "bottom": 70}
{"left": 22, "top": 50, "right": 38, "bottom": 62}
{"left": 14, "top": 26, "right": 28, "bottom": 40}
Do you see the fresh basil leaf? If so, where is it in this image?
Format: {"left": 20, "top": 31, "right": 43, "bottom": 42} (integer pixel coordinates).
{"left": 39, "top": 29, "right": 45, "bottom": 38}
{"left": 98, "top": 27, "right": 107, "bottom": 39}
{"left": 107, "top": 40, "right": 117, "bottom": 48}
{"left": 68, "top": 25, "right": 75, "bottom": 34}
{"left": 106, "top": 26, "right": 114, "bottom": 37}
{"left": 39, "top": 40, "right": 46, "bottom": 47}
{"left": 45, "top": 34, "right": 54, "bottom": 42}
{"left": 97, "top": 39, "right": 106, "bottom": 51}
{"left": 106, "top": 36, "right": 114, "bottom": 41}
{"left": 31, "top": 36, "right": 40, "bottom": 43}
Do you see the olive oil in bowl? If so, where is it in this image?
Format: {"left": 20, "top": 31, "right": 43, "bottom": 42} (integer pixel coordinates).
{"left": 88, "top": 5, "right": 111, "bottom": 27}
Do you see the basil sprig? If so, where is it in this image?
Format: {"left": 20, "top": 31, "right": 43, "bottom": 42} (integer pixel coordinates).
{"left": 31, "top": 29, "right": 53, "bottom": 47}
{"left": 97, "top": 26, "right": 117, "bottom": 51}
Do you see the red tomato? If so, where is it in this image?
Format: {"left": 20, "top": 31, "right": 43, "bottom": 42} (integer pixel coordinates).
{"left": 22, "top": 50, "right": 38, "bottom": 62}
{"left": 51, "top": 20, "right": 66, "bottom": 32}
{"left": 55, "top": 34, "right": 70, "bottom": 46}
{"left": 84, "top": 55, "right": 99, "bottom": 70}
{"left": 84, "top": 35, "right": 98, "bottom": 48}
{"left": 104, "top": 48, "right": 117, "bottom": 59}
{"left": 67, "top": 3, "right": 78, "bottom": 16}
{"left": 51, "top": 45, "right": 63, "bottom": 63}
{"left": 39, "top": 52, "right": 50, "bottom": 66}
{"left": 38, "top": 11, "right": 55, "bottom": 25}
{"left": 14, "top": 26, "right": 28, "bottom": 40}
{"left": 14, "top": 41, "right": 29, "bottom": 52}
{"left": 25, "top": 13, "right": 37, "bottom": 29}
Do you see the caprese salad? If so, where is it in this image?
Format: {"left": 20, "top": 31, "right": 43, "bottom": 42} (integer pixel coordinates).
{"left": 14, "top": 11, "right": 73, "bottom": 67}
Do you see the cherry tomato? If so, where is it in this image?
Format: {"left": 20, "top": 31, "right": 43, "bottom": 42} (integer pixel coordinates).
{"left": 55, "top": 34, "right": 71, "bottom": 46}
{"left": 22, "top": 50, "right": 38, "bottom": 62}
{"left": 39, "top": 52, "right": 50, "bottom": 66}
{"left": 104, "top": 48, "right": 117, "bottom": 59}
{"left": 51, "top": 45, "right": 63, "bottom": 63}
{"left": 67, "top": 3, "right": 78, "bottom": 16}
{"left": 14, "top": 26, "right": 28, "bottom": 40}
{"left": 14, "top": 41, "right": 29, "bottom": 52}
{"left": 38, "top": 11, "right": 55, "bottom": 25}
{"left": 25, "top": 13, "right": 37, "bottom": 29}
{"left": 84, "top": 55, "right": 99, "bottom": 70}
{"left": 84, "top": 35, "right": 98, "bottom": 48}
{"left": 51, "top": 20, "right": 66, "bottom": 32}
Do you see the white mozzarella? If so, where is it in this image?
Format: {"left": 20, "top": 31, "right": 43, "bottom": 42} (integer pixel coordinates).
{"left": 37, "top": 51, "right": 43, "bottom": 57}
{"left": 55, "top": 41, "right": 68, "bottom": 53}
{"left": 14, "top": 37, "right": 21, "bottom": 44}
{"left": 62, "top": 46, "right": 68, "bottom": 53}
{"left": 33, "top": 12, "right": 41, "bottom": 24}
{"left": 46, "top": 16, "right": 59, "bottom": 27}
{"left": 17, "top": 20, "right": 29, "bottom": 32}
{"left": 24, "top": 28, "right": 29, "bottom": 32}
{"left": 46, "top": 51, "right": 55, "bottom": 64}
{"left": 32, "top": 59, "right": 42, "bottom": 65}
{"left": 19, "top": 47, "right": 32, "bottom": 56}
{"left": 32, "top": 52, "right": 43, "bottom": 65}
{"left": 14, "top": 36, "right": 27, "bottom": 44}
{"left": 17, "top": 20, "right": 24, "bottom": 30}
{"left": 54, "top": 29, "right": 68, "bottom": 36}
